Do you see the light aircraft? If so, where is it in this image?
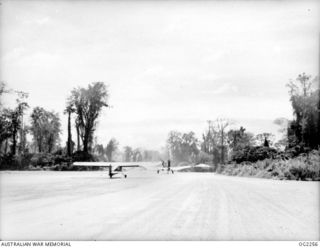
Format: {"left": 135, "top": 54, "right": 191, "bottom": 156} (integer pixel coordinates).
{"left": 72, "top": 161, "right": 162, "bottom": 178}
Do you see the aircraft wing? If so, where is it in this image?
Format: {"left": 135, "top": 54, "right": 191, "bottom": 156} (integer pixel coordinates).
{"left": 171, "top": 165, "right": 193, "bottom": 171}
{"left": 171, "top": 164, "right": 211, "bottom": 171}
{"left": 72, "top": 161, "right": 161, "bottom": 168}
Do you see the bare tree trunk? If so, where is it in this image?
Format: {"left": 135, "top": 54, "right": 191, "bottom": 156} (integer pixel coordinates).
{"left": 83, "top": 142, "right": 88, "bottom": 153}
{"left": 38, "top": 136, "right": 42, "bottom": 153}
{"left": 11, "top": 128, "right": 17, "bottom": 156}
{"left": 5, "top": 139, "right": 8, "bottom": 154}
{"left": 67, "top": 112, "right": 72, "bottom": 156}
{"left": 48, "top": 135, "right": 53, "bottom": 153}
{"left": 76, "top": 124, "right": 80, "bottom": 151}
{"left": 221, "top": 130, "right": 224, "bottom": 164}
{"left": 19, "top": 118, "right": 23, "bottom": 155}
{"left": 83, "top": 130, "right": 90, "bottom": 154}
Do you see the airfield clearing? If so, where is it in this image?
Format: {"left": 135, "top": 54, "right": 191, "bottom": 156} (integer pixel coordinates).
{"left": 0, "top": 169, "right": 318, "bottom": 240}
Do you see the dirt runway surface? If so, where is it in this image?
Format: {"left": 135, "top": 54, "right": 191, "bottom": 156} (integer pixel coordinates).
{"left": 0, "top": 170, "right": 319, "bottom": 240}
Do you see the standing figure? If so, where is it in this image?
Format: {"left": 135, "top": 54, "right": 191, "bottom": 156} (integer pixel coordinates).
{"left": 109, "top": 166, "right": 113, "bottom": 178}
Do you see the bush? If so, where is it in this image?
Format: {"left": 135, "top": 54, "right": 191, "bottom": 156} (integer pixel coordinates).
{"left": 54, "top": 155, "right": 72, "bottom": 165}
{"left": 285, "top": 145, "right": 311, "bottom": 158}
{"left": 0, "top": 153, "right": 33, "bottom": 170}
{"left": 284, "top": 151, "right": 320, "bottom": 180}
{"left": 0, "top": 151, "right": 101, "bottom": 171}
{"left": 72, "top": 151, "right": 98, "bottom": 162}
{"left": 218, "top": 149, "right": 320, "bottom": 181}
{"left": 30, "top": 153, "right": 55, "bottom": 167}
{"left": 232, "top": 146, "right": 278, "bottom": 163}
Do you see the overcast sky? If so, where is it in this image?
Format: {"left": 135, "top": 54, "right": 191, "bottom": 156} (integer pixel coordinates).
{"left": 1, "top": 0, "right": 319, "bottom": 150}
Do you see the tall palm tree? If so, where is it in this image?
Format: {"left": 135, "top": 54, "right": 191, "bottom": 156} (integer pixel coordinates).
{"left": 64, "top": 104, "right": 75, "bottom": 156}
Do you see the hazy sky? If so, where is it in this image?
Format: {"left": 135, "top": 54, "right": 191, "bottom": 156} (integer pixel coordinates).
{"left": 1, "top": 0, "right": 319, "bottom": 150}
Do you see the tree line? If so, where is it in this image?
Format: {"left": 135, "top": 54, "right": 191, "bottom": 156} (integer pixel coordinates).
{"left": 0, "top": 73, "right": 319, "bottom": 169}
{"left": 0, "top": 81, "right": 160, "bottom": 169}
{"left": 92, "top": 140, "right": 160, "bottom": 163}
{"left": 166, "top": 120, "right": 275, "bottom": 165}
{"left": 166, "top": 73, "right": 320, "bottom": 166}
